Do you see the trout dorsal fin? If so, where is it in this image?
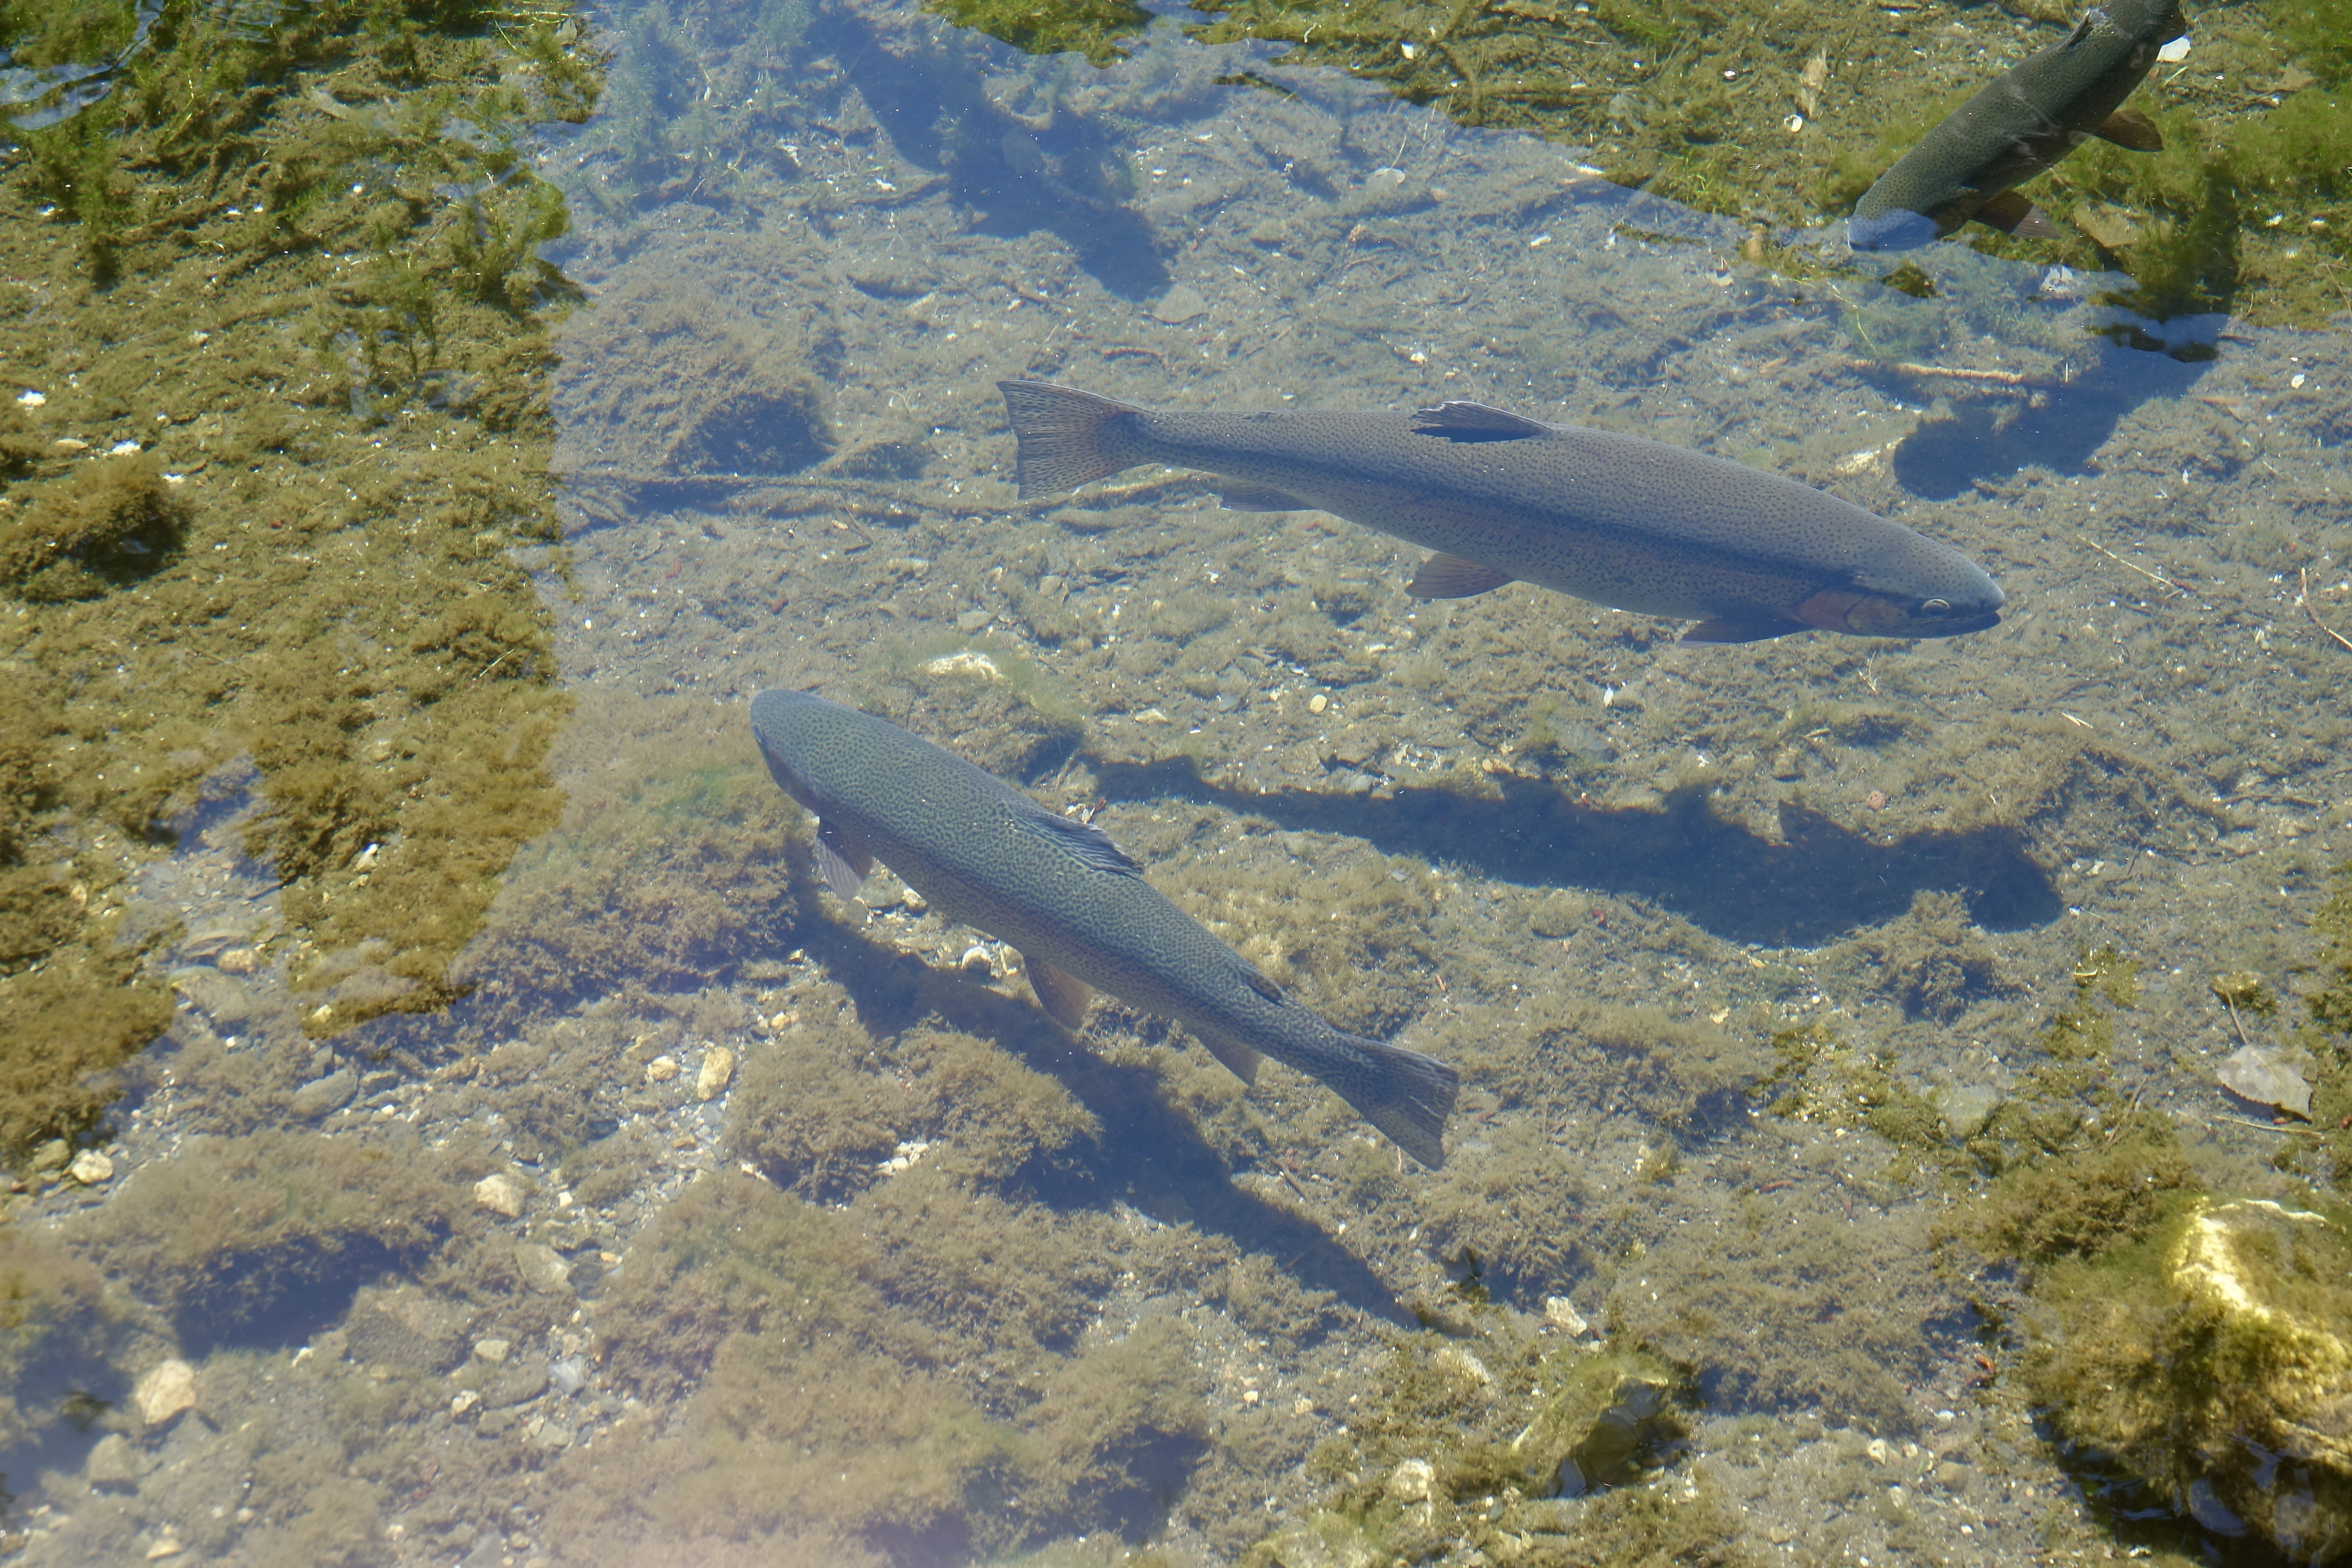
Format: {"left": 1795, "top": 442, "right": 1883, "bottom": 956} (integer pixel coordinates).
{"left": 1410, "top": 401, "right": 1553, "bottom": 442}
{"left": 1018, "top": 808, "right": 1143, "bottom": 877}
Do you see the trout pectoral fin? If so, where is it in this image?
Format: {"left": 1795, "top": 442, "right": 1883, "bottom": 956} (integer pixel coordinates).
{"left": 1680, "top": 615, "right": 1804, "bottom": 644}
{"left": 1024, "top": 954, "right": 1094, "bottom": 1030}
{"left": 1214, "top": 482, "right": 1312, "bottom": 512}
{"left": 1192, "top": 1026, "right": 1265, "bottom": 1087}
{"left": 1408, "top": 554, "right": 1517, "bottom": 599}
{"left": 1976, "top": 191, "right": 2057, "bottom": 239}
{"left": 2092, "top": 107, "right": 2163, "bottom": 152}
{"left": 813, "top": 818, "right": 875, "bottom": 900}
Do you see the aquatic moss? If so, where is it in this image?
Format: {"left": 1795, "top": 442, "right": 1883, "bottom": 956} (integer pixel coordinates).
{"left": 0, "top": 0, "right": 601, "bottom": 1146}
{"left": 927, "top": 0, "right": 1155, "bottom": 66}
{"left": 89, "top": 1128, "right": 463, "bottom": 1348}
{"left": 0, "top": 1226, "right": 131, "bottom": 1452}
{"left": 0, "top": 452, "right": 189, "bottom": 602}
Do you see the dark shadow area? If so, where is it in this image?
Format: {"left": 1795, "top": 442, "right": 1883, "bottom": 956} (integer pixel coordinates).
{"left": 1881, "top": 340, "right": 2214, "bottom": 502}
{"left": 813, "top": 10, "right": 1171, "bottom": 300}
{"left": 1088, "top": 755, "right": 2064, "bottom": 948}
{"left": 789, "top": 884, "right": 1413, "bottom": 1327}
{"left": 169, "top": 1236, "right": 405, "bottom": 1355}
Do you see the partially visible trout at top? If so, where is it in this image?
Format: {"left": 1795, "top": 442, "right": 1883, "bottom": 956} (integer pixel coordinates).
{"left": 998, "top": 380, "right": 2003, "bottom": 645}
{"left": 750, "top": 689, "right": 1459, "bottom": 1168}
{"left": 1849, "top": 0, "right": 2189, "bottom": 251}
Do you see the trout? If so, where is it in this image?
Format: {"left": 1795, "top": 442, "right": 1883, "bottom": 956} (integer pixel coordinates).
{"left": 750, "top": 688, "right": 1459, "bottom": 1167}
{"left": 998, "top": 379, "right": 2002, "bottom": 644}
{"left": 1849, "top": 0, "right": 2187, "bottom": 251}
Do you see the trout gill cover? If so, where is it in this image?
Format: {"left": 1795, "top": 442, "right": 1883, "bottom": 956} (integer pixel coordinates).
{"left": 750, "top": 689, "right": 1460, "bottom": 1168}
{"left": 998, "top": 379, "right": 2003, "bottom": 644}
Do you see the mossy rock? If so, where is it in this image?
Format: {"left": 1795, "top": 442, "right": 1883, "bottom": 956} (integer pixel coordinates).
{"left": 2027, "top": 1196, "right": 2352, "bottom": 1561}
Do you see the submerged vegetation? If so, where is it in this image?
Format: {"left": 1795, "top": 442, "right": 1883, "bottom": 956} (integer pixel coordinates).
{"left": 0, "top": 0, "right": 604, "bottom": 1154}
{"left": 927, "top": 0, "right": 2352, "bottom": 327}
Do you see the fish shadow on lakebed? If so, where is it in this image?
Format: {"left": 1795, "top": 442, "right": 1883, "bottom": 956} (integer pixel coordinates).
{"left": 786, "top": 867, "right": 1417, "bottom": 1327}
{"left": 1873, "top": 339, "right": 2213, "bottom": 503}
{"left": 1089, "top": 756, "right": 2063, "bottom": 949}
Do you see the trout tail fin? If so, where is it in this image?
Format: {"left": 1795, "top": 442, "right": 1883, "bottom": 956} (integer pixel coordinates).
{"left": 997, "top": 380, "right": 1148, "bottom": 498}
{"left": 1344, "top": 1036, "right": 1460, "bottom": 1171}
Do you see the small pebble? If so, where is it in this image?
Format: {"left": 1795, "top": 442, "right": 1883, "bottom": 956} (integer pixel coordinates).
{"left": 144, "top": 1538, "right": 184, "bottom": 1560}
{"left": 1308, "top": 693, "right": 1329, "bottom": 714}
{"left": 474, "top": 1173, "right": 526, "bottom": 1218}
{"left": 451, "top": 1390, "right": 481, "bottom": 1416}
{"left": 1542, "top": 1295, "right": 1589, "bottom": 1336}
{"left": 135, "top": 1359, "right": 198, "bottom": 1425}
{"left": 216, "top": 946, "right": 260, "bottom": 975}
{"left": 644, "top": 1055, "right": 680, "bottom": 1083}
{"left": 695, "top": 1047, "right": 735, "bottom": 1102}
{"left": 67, "top": 1149, "right": 114, "bottom": 1185}
{"left": 474, "top": 1338, "right": 513, "bottom": 1364}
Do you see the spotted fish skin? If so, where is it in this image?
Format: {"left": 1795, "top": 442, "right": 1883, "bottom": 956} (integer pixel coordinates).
{"left": 997, "top": 379, "right": 2002, "bottom": 645}
{"left": 749, "top": 689, "right": 1458, "bottom": 1168}
{"left": 1849, "top": 0, "right": 2187, "bottom": 250}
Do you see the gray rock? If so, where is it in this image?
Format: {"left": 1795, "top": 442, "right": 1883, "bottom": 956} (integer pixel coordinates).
{"left": 1152, "top": 285, "right": 1208, "bottom": 325}
{"left": 1530, "top": 891, "right": 1585, "bottom": 939}
{"left": 169, "top": 966, "right": 256, "bottom": 1027}
{"left": 1938, "top": 1084, "right": 2001, "bottom": 1139}
{"left": 485, "top": 1359, "right": 550, "bottom": 1410}
{"left": 289, "top": 1069, "right": 358, "bottom": 1119}
{"left": 86, "top": 1432, "right": 143, "bottom": 1486}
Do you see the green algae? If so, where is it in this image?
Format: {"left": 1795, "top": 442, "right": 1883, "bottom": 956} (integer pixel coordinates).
{"left": 562, "top": 1168, "right": 1203, "bottom": 1560}
{"left": 917, "top": 0, "right": 2352, "bottom": 326}
{"left": 0, "top": 0, "right": 604, "bottom": 1156}
{"left": 1238, "top": 1310, "right": 1743, "bottom": 1568}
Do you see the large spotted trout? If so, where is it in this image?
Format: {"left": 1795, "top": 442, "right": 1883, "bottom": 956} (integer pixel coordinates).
{"left": 998, "top": 379, "right": 2003, "bottom": 644}
{"left": 750, "top": 688, "right": 1459, "bottom": 1168}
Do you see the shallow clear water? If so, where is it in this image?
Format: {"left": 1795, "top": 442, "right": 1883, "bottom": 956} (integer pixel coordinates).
{"left": 9, "top": 0, "right": 2352, "bottom": 1562}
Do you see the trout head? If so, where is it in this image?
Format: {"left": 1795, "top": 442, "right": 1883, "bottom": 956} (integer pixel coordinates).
{"left": 1795, "top": 583, "right": 2005, "bottom": 639}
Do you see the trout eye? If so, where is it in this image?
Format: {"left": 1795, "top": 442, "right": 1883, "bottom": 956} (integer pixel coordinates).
{"left": 1920, "top": 597, "right": 1951, "bottom": 617}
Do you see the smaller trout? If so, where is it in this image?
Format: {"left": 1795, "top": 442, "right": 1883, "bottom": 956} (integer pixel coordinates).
{"left": 1849, "top": 0, "right": 2187, "bottom": 251}
{"left": 750, "top": 689, "right": 1459, "bottom": 1168}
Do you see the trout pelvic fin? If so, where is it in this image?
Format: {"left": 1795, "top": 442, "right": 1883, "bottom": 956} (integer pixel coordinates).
{"left": 2092, "top": 107, "right": 2163, "bottom": 151}
{"left": 814, "top": 818, "right": 876, "bottom": 899}
{"left": 1681, "top": 615, "right": 1804, "bottom": 644}
{"left": 1214, "top": 482, "right": 1312, "bottom": 512}
{"left": 1409, "top": 553, "right": 1517, "bottom": 599}
{"left": 1974, "top": 190, "right": 2058, "bottom": 239}
{"left": 997, "top": 379, "right": 1149, "bottom": 497}
{"left": 1024, "top": 954, "right": 1094, "bottom": 1030}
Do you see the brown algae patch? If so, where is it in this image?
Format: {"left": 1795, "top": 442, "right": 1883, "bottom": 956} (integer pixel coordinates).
{"left": 0, "top": 0, "right": 607, "bottom": 1152}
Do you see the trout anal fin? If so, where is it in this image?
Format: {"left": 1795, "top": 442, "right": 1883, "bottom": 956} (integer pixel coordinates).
{"left": 2092, "top": 107, "right": 2164, "bottom": 151}
{"left": 1409, "top": 554, "right": 1517, "bottom": 599}
{"left": 814, "top": 818, "right": 876, "bottom": 900}
{"left": 1974, "top": 190, "right": 2058, "bottom": 240}
{"left": 1215, "top": 482, "right": 1312, "bottom": 513}
{"left": 1024, "top": 954, "right": 1094, "bottom": 1031}
{"left": 1409, "top": 401, "right": 1553, "bottom": 442}
{"left": 1192, "top": 1026, "right": 1265, "bottom": 1087}
{"left": 1681, "top": 615, "right": 1803, "bottom": 645}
